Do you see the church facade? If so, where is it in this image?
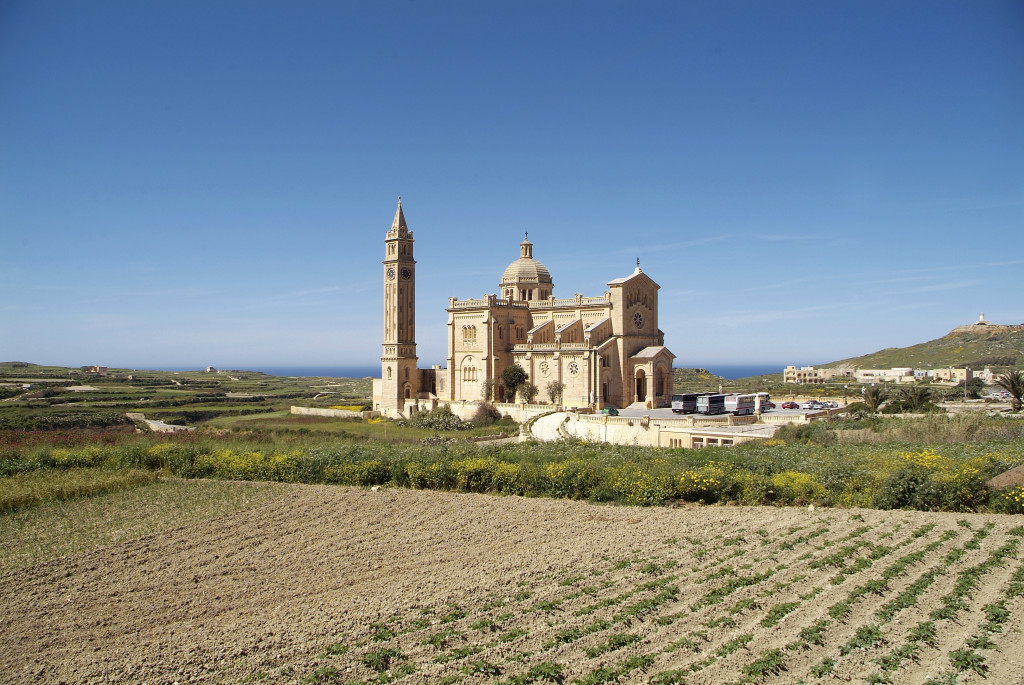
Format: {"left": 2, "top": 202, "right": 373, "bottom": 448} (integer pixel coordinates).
{"left": 373, "top": 201, "right": 675, "bottom": 416}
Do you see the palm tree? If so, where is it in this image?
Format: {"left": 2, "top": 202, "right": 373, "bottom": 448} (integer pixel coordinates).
{"left": 996, "top": 370, "right": 1024, "bottom": 412}
{"left": 863, "top": 386, "right": 888, "bottom": 413}
{"left": 898, "top": 385, "right": 934, "bottom": 413}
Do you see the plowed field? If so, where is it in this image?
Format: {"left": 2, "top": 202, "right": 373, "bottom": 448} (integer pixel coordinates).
{"left": 2, "top": 484, "right": 1023, "bottom": 684}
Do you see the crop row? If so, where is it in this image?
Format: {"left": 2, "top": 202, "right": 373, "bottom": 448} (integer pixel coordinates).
{"left": 262, "top": 517, "right": 1023, "bottom": 684}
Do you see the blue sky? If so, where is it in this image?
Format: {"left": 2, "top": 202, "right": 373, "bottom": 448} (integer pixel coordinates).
{"left": 2, "top": 0, "right": 1022, "bottom": 371}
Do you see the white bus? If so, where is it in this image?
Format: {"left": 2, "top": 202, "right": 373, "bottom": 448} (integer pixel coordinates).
{"left": 724, "top": 394, "right": 756, "bottom": 416}
{"left": 753, "top": 392, "right": 772, "bottom": 412}
{"left": 696, "top": 394, "right": 727, "bottom": 415}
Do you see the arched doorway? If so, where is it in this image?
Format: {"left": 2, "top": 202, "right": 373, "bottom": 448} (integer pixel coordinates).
{"left": 635, "top": 369, "right": 647, "bottom": 403}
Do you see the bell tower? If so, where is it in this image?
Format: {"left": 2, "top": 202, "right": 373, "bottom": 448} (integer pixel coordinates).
{"left": 381, "top": 198, "right": 419, "bottom": 414}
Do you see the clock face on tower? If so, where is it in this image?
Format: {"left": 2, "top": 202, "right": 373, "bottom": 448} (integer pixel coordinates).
{"left": 386, "top": 267, "right": 396, "bottom": 281}
{"left": 633, "top": 311, "right": 644, "bottom": 329}
{"left": 401, "top": 267, "right": 412, "bottom": 280}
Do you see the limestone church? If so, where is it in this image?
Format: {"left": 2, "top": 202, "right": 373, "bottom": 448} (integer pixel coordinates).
{"left": 372, "top": 200, "right": 675, "bottom": 417}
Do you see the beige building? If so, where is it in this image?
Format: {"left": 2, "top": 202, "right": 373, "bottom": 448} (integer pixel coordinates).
{"left": 853, "top": 368, "right": 916, "bottom": 384}
{"left": 373, "top": 201, "right": 675, "bottom": 416}
{"left": 783, "top": 365, "right": 852, "bottom": 384}
{"left": 931, "top": 367, "right": 973, "bottom": 384}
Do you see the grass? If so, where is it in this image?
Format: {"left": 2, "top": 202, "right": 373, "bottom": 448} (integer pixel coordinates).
{"left": 4, "top": 412, "right": 1024, "bottom": 512}
{"left": 0, "top": 477, "right": 284, "bottom": 573}
{"left": 0, "top": 467, "right": 159, "bottom": 513}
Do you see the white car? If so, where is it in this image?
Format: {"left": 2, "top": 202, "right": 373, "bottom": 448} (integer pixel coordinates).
{"left": 799, "top": 401, "right": 823, "bottom": 410}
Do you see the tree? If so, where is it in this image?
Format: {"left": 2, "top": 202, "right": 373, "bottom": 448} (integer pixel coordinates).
{"left": 545, "top": 380, "right": 565, "bottom": 405}
{"left": 522, "top": 381, "right": 539, "bottom": 404}
{"left": 996, "top": 370, "right": 1024, "bottom": 412}
{"left": 897, "top": 385, "right": 936, "bottom": 413}
{"left": 944, "top": 377, "right": 984, "bottom": 401}
{"left": 481, "top": 378, "right": 495, "bottom": 401}
{"left": 501, "top": 364, "right": 528, "bottom": 403}
{"left": 862, "top": 386, "right": 888, "bottom": 413}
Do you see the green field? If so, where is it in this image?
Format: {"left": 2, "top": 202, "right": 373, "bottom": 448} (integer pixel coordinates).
{"left": 4, "top": 362, "right": 1024, "bottom": 520}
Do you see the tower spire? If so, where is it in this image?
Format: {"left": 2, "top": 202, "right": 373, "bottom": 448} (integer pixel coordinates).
{"left": 390, "top": 197, "right": 408, "bottom": 234}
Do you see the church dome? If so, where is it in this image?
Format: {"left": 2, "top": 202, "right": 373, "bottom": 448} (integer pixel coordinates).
{"left": 500, "top": 234, "right": 553, "bottom": 301}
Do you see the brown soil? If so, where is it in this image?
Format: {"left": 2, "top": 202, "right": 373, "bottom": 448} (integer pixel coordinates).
{"left": 988, "top": 463, "right": 1024, "bottom": 490}
{"left": 2, "top": 485, "right": 1023, "bottom": 684}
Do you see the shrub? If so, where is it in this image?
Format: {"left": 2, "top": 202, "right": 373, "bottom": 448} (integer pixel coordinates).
{"left": 453, "top": 457, "right": 500, "bottom": 492}
{"left": 844, "top": 401, "right": 871, "bottom": 416}
{"left": 542, "top": 458, "right": 603, "bottom": 500}
{"left": 735, "top": 472, "right": 776, "bottom": 505}
{"left": 775, "top": 422, "right": 836, "bottom": 445}
{"left": 492, "top": 461, "right": 526, "bottom": 495}
{"left": 677, "top": 462, "right": 740, "bottom": 503}
{"left": 932, "top": 465, "right": 989, "bottom": 512}
{"left": 469, "top": 403, "right": 503, "bottom": 427}
{"left": 771, "top": 471, "right": 825, "bottom": 505}
{"left": 189, "top": 449, "right": 301, "bottom": 482}
{"left": 874, "top": 466, "right": 936, "bottom": 510}
{"left": 323, "top": 459, "right": 391, "bottom": 486}
{"left": 409, "top": 405, "right": 471, "bottom": 431}
{"left": 612, "top": 467, "right": 676, "bottom": 506}
{"left": 405, "top": 458, "right": 458, "bottom": 490}
{"left": 996, "top": 485, "right": 1024, "bottom": 515}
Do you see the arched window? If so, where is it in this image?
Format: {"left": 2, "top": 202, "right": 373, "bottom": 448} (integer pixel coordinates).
{"left": 387, "top": 367, "right": 392, "bottom": 380}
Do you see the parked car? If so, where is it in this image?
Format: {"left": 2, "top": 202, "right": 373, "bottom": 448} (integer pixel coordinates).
{"left": 781, "top": 401, "right": 798, "bottom": 409}
{"left": 800, "top": 401, "right": 824, "bottom": 410}
{"left": 602, "top": 407, "right": 619, "bottom": 416}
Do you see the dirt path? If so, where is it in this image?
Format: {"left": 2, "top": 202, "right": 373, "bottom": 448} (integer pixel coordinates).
{"left": 2, "top": 485, "right": 1022, "bottom": 684}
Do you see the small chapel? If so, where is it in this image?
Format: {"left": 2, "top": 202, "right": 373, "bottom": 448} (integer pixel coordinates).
{"left": 372, "top": 200, "right": 676, "bottom": 416}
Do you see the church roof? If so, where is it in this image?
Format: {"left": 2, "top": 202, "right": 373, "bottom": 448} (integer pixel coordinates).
{"left": 501, "top": 233, "right": 553, "bottom": 286}
{"left": 629, "top": 345, "right": 673, "bottom": 360}
{"left": 607, "top": 261, "right": 659, "bottom": 289}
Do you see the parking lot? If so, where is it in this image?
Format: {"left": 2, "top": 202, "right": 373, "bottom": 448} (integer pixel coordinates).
{"left": 615, "top": 403, "right": 837, "bottom": 419}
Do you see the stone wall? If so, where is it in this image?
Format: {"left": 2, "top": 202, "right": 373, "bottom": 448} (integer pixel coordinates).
{"left": 290, "top": 406, "right": 379, "bottom": 419}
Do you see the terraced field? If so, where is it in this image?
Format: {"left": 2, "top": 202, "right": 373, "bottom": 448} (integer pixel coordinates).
{"left": 2, "top": 485, "right": 1022, "bottom": 684}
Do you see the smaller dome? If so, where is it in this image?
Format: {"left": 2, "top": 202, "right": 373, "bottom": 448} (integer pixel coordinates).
{"left": 501, "top": 258, "right": 552, "bottom": 285}
{"left": 500, "top": 234, "right": 553, "bottom": 301}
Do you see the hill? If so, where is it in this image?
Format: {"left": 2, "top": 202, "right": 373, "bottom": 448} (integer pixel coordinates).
{"left": 671, "top": 367, "right": 727, "bottom": 392}
{"left": 823, "top": 321, "right": 1024, "bottom": 371}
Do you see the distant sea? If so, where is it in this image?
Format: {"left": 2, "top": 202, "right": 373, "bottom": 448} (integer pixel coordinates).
{"left": 243, "top": 366, "right": 380, "bottom": 378}
{"left": 156, "top": 364, "right": 787, "bottom": 379}
{"left": 698, "top": 364, "right": 787, "bottom": 379}
{"left": 156, "top": 366, "right": 380, "bottom": 378}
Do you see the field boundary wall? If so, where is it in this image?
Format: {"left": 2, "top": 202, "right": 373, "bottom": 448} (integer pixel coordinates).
{"left": 290, "top": 406, "right": 378, "bottom": 420}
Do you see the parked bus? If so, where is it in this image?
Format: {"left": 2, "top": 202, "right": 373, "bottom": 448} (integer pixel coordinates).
{"left": 753, "top": 391, "right": 772, "bottom": 412}
{"left": 724, "top": 393, "right": 756, "bottom": 416}
{"left": 696, "top": 394, "right": 727, "bottom": 415}
{"left": 671, "top": 392, "right": 707, "bottom": 414}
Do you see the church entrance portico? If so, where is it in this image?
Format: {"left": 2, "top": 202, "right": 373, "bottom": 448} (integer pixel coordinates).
{"left": 634, "top": 369, "right": 647, "bottom": 404}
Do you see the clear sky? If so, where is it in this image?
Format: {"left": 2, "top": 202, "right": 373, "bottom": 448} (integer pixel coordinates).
{"left": 2, "top": 0, "right": 1022, "bottom": 371}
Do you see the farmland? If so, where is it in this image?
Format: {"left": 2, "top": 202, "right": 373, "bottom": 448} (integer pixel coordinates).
{"left": 4, "top": 364, "right": 1024, "bottom": 683}
{"left": 2, "top": 483, "right": 1023, "bottom": 684}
